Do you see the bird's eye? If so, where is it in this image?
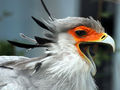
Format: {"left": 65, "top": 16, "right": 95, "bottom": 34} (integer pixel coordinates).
{"left": 75, "top": 30, "right": 87, "bottom": 37}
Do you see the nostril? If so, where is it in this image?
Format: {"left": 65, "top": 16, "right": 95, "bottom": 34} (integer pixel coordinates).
{"left": 101, "top": 35, "right": 106, "bottom": 39}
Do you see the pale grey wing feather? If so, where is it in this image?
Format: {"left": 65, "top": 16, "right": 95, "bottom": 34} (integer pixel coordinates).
{"left": 0, "top": 56, "right": 30, "bottom": 90}
{"left": 0, "top": 56, "right": 47, "bottom": 90}
{"left": 0, "top": 56, "right": 29, "bottom": 64}
{"left": 0, "top": 55, "right": 47, "bottom": 70}
{"left": 0, "top": 56, "right": 30, "bottom": 70}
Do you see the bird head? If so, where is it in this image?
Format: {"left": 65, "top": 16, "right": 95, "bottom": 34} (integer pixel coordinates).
{"left": 48, "top": 17, "right": 115, "bottom": 76}
{"left": 68, "top": 24, "right": 115, "bottom": 76}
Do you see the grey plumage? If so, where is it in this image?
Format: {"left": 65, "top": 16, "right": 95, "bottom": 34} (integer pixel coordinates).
{"left": 0, "top": 17, "right": 102, "bottom": 90}
{"left": 0, "top": 0, "right": 111, "bottom": 90}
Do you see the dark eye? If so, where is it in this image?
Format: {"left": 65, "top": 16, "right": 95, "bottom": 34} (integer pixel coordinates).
{"left": 75, "top": 30, "right": 87, "bottom": 37}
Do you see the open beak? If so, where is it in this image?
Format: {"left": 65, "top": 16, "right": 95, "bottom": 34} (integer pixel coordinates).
{"left": 100, "top": 35, "right": 115, "bottom": 52}
{"left": 79, "top": 34, "right": 115, "bottom": 76}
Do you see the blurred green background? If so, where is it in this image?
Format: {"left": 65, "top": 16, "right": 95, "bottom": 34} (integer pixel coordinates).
{"left": 0, "top": 0, "right": 120, "bottom": 90}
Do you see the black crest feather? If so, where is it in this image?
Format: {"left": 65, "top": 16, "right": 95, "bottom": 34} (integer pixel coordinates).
{"left": 41, "top": 0, "right": 54, "bottom": 21}
{"left": 8, "top": 0, "right": 55, "bottom": 49}
{"left": 8, "top": 40, "right": 40, "bottom": 49}
{"left": 34, "top": 36, "right": 54, "bottom": 45}
{"left": 32, "top": 16, "right": 56, "bottom": 33}
{"left": 44, "top": 33, "right": 55, "bottom": 39}
{"left": 32, "top": 16, "right": 49, "bottom": 30}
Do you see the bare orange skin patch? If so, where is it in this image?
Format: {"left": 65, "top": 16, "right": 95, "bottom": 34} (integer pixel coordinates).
{"left": 68, "top": 26, "right": 106, "bottom": 58}
{"left": 68, "top": 26, "right": 104, "bottom": 42}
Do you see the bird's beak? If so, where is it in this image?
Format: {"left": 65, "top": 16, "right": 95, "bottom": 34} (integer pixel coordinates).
{"left": 90, "top": 34, "right": 115, "bottom": 76}
{"left": 100, "top": 35, "right": 115, "bottom": 52}
{"left": 78, "top": 33, "right": 115, "bottom": 76}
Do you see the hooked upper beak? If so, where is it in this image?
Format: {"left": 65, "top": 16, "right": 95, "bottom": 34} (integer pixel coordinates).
{"left": 99, "top": 34, "right": 115, "bottom": 52}
{"left": 79, "top": 33, "right": 115, "bottom": 76}
{"left": 90, "top": 34, "right": 115, "bottom": 76}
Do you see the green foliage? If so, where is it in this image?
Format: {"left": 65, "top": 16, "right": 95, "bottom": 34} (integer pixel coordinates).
{"left": 0, "top": 41, "right": 15, "bottom": 55}
{"left": 0, "top": 41, "right": 24, "bottom": 56}
{"left": 94, "top": 45, "right": 112, "bottom": 67}
{"left": 101, "top": 12, "right": 112, "bottom": 18}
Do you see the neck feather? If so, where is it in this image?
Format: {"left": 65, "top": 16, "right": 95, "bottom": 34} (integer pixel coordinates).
{"left": 44, "top": 33, "right": 97, "bottom": 90}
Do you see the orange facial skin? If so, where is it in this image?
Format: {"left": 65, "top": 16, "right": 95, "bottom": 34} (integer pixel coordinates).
{"left": 68, "top": 26, "right": 106, "bottom": 58}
